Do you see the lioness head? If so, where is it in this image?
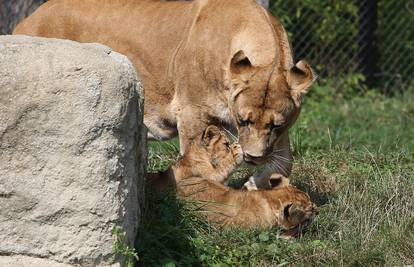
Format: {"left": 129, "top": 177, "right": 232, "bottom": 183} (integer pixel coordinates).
{"left": 227, "top": 50, "right": 317, "bottom": 165}
{"left": 182, "top": 125, "right": 243, "bottom": 183}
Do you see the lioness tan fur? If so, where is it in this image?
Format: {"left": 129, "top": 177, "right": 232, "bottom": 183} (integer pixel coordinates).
{"left": 14, "top": 0, "right": 317, "bottom": 190}
{"left": 149, "top": 126, "right": 318, "bottom": 232}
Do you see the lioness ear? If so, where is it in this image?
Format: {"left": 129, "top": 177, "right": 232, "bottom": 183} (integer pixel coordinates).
{"left": 201, "top": 125, "right": 222, "bottom": 146}
{"left": 287, "top": 60, "right": 317, "bottom": 107}
{"left": 230, "top": 50, "right": 253, "bottom": 75}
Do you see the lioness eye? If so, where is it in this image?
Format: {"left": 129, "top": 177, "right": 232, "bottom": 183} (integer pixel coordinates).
{"left": 268, "top": 123, "right": 283, "bottom": 131}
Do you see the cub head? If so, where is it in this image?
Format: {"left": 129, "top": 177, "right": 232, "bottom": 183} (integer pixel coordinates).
{"left": 272, "top": 186, "right": 318, "bottom": 237}
{"left": 185, "top": 125, "right": 243, "bottom": 183}
{"left": 227, "top": 50, "right": 317, "bottom": 165}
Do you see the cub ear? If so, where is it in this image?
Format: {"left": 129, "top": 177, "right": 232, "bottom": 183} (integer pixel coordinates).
{"left": 230, "top": 50, "right": 253, "bottom": 75}
{"left": 283, "top": 203, "right": 293, "bottom": 219}
{"left": 284, "top": 203, "right": 306, "bottom": 222}
{"left": 287, "top": 60, "right": 317, "bottom": 107}
{"left": 201, "top": 125, "right": 222, "bottom": 146}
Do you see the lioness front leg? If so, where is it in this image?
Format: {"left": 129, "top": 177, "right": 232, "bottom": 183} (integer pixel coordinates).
{"left": 244, "top": 132, "right": 292, "bottom": 190}
{"left": 176, "top": 106, "right": 208, "bottom": 154}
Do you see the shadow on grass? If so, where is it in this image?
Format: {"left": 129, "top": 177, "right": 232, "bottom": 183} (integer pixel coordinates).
{"left": 292, "top": 179, "right": 332, "bottom": 207}
{"left": 135, "top": 182, "right": 206, "bottom": 266}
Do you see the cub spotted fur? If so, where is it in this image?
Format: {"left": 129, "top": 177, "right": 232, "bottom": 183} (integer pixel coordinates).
{"left": 149, "top": 126, "right": 318, "bottom": 234}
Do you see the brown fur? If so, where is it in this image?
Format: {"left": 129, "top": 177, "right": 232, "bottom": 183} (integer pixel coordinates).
{"left": 149, "top": 126, "right": 318, "bottom": 231}
{"left": 14, "top": 0, "right": 317, "bottom": 189}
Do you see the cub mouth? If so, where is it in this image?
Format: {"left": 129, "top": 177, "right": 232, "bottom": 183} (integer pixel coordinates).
{"left": 281, "top": 218, "right": 313, "bottom": 239}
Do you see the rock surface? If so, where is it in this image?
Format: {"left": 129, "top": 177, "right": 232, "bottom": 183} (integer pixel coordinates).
{"left": 0, "top": 35, "right": 146, "bottom": 266}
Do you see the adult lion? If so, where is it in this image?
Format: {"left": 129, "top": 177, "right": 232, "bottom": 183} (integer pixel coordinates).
{"left": 14, "top": 0, "right": 317, "bottom": 190}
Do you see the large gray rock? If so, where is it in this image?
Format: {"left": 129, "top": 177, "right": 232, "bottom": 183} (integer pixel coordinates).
{"left": 0, "top": 36, "right": 146, "bottom": 266}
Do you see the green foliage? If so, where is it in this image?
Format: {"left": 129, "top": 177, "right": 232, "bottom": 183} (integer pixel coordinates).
{"left": 377, "top": 1, "right": 414, "bottom": 89}
{"left": 147, "top": 138, "right": 180, "bottom": 172}
{"left": 269, "top": 0, "right": 414, "bottom": 90}
{"left": 272, "top": 0, "right": 359, "bottom": 44}
{"left": 112, "top": 226, "right": 139, "bottom": 267}
{"left": 270, "top": 0, "right": 359, "bottom": 76}
{"left": 140, "top": 86, "right": 414, "bottom": 266}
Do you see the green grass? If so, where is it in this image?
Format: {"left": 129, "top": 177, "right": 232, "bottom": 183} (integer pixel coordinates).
{"left": 136, "top": 85, "right": 414, "bottom": 267}
{"left": 112, "top": 226, "right": 139, "bottom": 267}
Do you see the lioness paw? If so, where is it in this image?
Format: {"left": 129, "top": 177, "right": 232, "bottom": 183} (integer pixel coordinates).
{"left": 242, "top": 179, "right": 259, "bottom": 191}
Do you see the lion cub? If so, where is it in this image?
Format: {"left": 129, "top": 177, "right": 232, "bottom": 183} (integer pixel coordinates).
{"left": 149, "top": 126, "right": 318, "bottom": 235}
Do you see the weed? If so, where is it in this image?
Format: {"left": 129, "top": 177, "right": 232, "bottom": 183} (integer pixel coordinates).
{"left": 112, "top": 226, "right": 139, "bottom": 267}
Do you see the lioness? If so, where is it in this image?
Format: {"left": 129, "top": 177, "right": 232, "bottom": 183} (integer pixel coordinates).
{"left": 149, "top": 125, "right": 318, "bottom": 234}
{"left": 14, "top": 0, "right": 317, "bottom": 190}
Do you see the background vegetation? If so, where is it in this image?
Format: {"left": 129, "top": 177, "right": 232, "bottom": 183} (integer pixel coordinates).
{"left": 270, "top": 0, "right": 414, "bottom": 92}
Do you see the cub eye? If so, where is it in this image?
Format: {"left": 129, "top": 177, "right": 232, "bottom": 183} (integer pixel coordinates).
{"left": 224, "top": 141, "right": 231, "bottom": 151}
{"left": 240, "top": 119, "right": 249, "bottom": 127}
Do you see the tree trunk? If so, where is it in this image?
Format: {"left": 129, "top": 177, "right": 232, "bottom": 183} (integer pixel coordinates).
{"left": 0, "top": 0, "right": 47, "bottom": 34}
